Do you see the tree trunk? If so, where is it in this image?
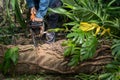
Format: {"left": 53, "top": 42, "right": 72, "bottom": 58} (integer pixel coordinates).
{"left": 0, "top": 40, "right": 112, "bottom": 74}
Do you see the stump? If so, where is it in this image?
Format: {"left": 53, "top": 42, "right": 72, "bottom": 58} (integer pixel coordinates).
{"left": 0, "top": 39, "right": 112, "bottom": 74}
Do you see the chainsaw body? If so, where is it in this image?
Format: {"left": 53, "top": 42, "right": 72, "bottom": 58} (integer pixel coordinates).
{"left": 29, "top": 21, "right": 45, "bottom": 47}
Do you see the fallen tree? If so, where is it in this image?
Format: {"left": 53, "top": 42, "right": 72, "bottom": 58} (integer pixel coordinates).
{"left": 0, "top": 40, "right": 112, "bottom": 74}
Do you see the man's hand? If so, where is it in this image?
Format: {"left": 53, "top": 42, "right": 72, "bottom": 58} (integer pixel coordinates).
{"left": 31, "top": 7, "right": 36, "bottom": 14}
{"left": 30, "top": 7, "right": 43, "bottom": 22}
{"left": 34, "top": 17, "right": 43, "bottom": 22}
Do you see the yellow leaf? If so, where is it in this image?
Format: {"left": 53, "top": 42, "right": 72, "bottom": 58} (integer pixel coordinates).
{"left": 101, "top": 29, "right": 106, "bottom": 36}
{"left": 80, "top": 22, "right": 91, "bottom": 26}
{"left": 91, "top": 23, "right": 99, "bottom": 27}
{"left": 79, "top": 22, "right": 111, "bottom": 36}
{"left": 80, "top": 22, "right": 96, "bottom": 31}
{"left": 95, "top": 26, "right": 101, "bottom": 35}
{"left": 100, "top": 28, "right": 111, "bottom": 36}
{"left": 107, "top": 28, "right": 111, "bottom": 35}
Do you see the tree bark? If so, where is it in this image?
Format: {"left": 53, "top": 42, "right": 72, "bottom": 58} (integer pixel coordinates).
{"left": 0, "top": 40, "right": 113, "bottom": 74}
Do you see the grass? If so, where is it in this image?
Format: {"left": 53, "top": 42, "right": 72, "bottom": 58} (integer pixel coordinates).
{"left": 3, "top": 74, "right": 76, "bottom": 80}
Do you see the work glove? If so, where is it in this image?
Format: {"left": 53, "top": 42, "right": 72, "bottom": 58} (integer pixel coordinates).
{"left": 30, "top": 7, "right": 43, "bottom": 22}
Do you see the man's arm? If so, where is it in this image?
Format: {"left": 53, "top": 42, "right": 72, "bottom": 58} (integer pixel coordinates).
{"left": 26, "top": 0, "right": 35, "bottom": 8}
{"left": 36, "top": 0, "right": 50, "bottom": 19}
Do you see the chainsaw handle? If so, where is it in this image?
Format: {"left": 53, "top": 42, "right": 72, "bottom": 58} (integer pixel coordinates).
{"left": 29, "top": 21, "right": 44, "bottom": 28}
{"left": 30, "top": 12, "right": 36, "bottom": 21}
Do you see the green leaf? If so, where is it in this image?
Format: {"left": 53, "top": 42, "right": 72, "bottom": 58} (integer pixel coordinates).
{"left": 3, "top": 60, "right": 11, "bottom": 74}
{"left": 49, "top": 7, "right": 75, "bottom": 20}
{"left": 112, "top": 44, "right": 120, "bottom": 57}
{"left": 111, "top": 61, "right": 120, "bottom": 65}
{"left": 99, "top": 73, "right": 111, "bottom": 80}
{"left": 10, "top": 47, "right": 19, "bottom": 65}
{"left": 75, "top": 36, "right": 81, "bottom": 44}
{"left": 107, "top": 0, "right": 116, "bottom": 7}
{"left": 80, "top": 36, "right": 97, "bottom": 61}
{"left": 4, "top": 48, "right": 13, "bottom": 60}
{"left": 67, "top": 33, "right": 78, "bottom": 38}
{"left": 64, "top": 47, "right": 72, "bottom": 56}
{"left": 106, "top": 64, "right": 119, "bottom": 72}
{"left": 15, "top": 0, "right": 26, "bottom": 28}
{"left": 61, "top": 0, "right": 76, "bottom": 6}
{"left": 10, "top": 0, "right": 15, "bottom": 10}
{"left": 68, "top": 54, "right": 79, "bottom": 66}
{"left": 72, "top": 34, "right": 79, "bottom": 42}
{"left": 111, "top": 43, "right": 120, "bottom": 49}
{"left": 2, "top": 47, "right": 19, "bottom": 74}
{"left": 4, "top": 47, "right": 19, "bottom": 65}
{"left": 48, "top": 28, "right": 65, "bottom": 32}
{"left": 63, "top": 22, "right": 78, "bottom": 26}
{"left": 61, "top": 41, "right": 68, "bottom": 46}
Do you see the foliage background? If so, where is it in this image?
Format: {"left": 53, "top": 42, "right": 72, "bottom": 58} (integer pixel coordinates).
{"left": 0, "top": 0, "right": 120, "bottom": 80}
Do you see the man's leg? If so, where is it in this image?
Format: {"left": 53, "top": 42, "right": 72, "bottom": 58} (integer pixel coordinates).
{"left": 48, "top": 0, "right": 61, "bottom": 29}
{"left": 46, "top": 0, "right": 62, "bottom": 43}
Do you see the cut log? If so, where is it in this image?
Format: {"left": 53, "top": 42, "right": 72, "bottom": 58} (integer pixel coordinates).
{"left": 0, "top": 40, "right": 112, "bottom": 74}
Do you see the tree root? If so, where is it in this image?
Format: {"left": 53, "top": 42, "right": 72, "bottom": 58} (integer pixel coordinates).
{"left": 0, "top": 40, "right": 113, "bottom": 74}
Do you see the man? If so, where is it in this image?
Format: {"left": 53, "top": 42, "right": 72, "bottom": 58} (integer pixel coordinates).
{"left": 26, "top": 0, "right": 61, "bottom": 43}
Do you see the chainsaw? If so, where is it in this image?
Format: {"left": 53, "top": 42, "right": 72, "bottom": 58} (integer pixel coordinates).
{"left": 29, "top": 12, "right": 46, "bottom": 47}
